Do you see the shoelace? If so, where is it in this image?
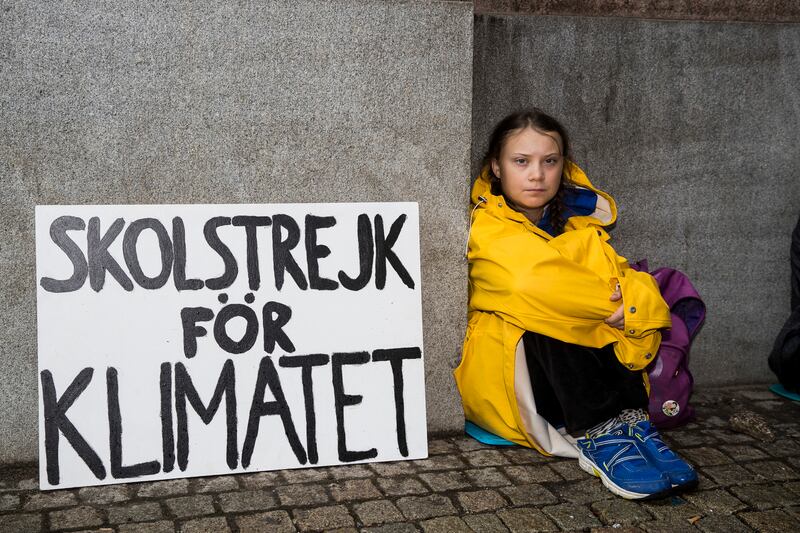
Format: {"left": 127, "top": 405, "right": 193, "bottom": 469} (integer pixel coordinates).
{"left": 636, "top": 428, "right": 672, "bottom": 455}
{"left": 592, "top": 438, "right": 646, "bottom": 471}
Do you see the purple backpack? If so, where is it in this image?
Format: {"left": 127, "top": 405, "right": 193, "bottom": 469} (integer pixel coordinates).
{"left": 632, "top": 262, "right": 706, "bottom": 428}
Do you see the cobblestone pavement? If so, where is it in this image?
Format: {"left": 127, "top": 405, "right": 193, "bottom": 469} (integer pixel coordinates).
{"left": 2, "top": 385, "right": 799, "bottom": 532}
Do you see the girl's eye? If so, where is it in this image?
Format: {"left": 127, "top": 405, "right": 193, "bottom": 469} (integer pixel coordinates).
{"left": 545, "top": 158, "right": 557, "bottom": 165}
{"left": 514, "top": 158, "right": 526, "bottom": 165}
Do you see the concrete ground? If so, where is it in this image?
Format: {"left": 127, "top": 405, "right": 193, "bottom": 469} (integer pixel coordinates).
{"left": 1, "top": 385, "right": 799, "bottom": 533}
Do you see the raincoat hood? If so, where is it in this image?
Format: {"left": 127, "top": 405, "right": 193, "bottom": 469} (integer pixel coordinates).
{"left": 470, "top": 159, "right": 617, "bottom": 238}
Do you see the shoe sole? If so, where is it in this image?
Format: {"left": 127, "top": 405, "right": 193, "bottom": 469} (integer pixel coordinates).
{"left": 578, "top": 451, "right": 671, "bottom": 500}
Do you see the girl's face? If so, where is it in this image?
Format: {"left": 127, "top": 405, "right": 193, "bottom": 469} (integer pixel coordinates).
{"left": 491, "top": 127, "right": 564, "bottom": 223}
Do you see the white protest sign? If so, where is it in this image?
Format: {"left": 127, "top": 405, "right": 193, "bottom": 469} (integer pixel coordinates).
{"left": 36, "top": 203, "right": 426, "bottom": 490}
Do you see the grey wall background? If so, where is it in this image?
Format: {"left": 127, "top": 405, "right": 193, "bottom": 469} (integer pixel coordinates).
{"left": 2, "top": 1, "right": 798, "bottom": 466}
{"left": 473, "top": 15, "right": 800, "bottom": 386}
{"left": 0, "top": 0, "right": 472, "bottom": 464}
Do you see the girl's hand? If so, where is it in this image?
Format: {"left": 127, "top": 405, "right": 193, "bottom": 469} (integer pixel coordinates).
{"left": 605, "top": 284, "right": 625, "bottom": 329}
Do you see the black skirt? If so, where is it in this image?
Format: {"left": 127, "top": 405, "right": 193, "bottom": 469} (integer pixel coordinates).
{"left": 522, "top": 331, "right": 649, "bottom": 436}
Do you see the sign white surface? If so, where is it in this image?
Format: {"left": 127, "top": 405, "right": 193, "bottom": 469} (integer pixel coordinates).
{"left": 36, "top": 203, "right": 426, "bottom": 489}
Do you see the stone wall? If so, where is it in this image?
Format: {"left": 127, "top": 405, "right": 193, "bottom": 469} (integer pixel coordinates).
{"left": 473, "top": 13, "right": 800, "bottom": 387}
{"left": 0, "top": 0, "right": 473, "bottom": 464}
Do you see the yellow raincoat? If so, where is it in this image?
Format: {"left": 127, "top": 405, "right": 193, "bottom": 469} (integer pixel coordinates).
{"left": 454, "top": 161, "right": 671, "bottom": 456}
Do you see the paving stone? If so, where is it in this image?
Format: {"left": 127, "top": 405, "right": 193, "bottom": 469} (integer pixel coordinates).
{"left": 17, "top": 478, "right": 39, "bottom": 491}
{"left": 502, "top": 465, "right": 561, "bottom": 484}
{"left": 681, "top": 447, "right": 733, "bottom": 466}
{"left": 377, "top": 476, "right": 428, "bottom": 496}
{"left": 739, "top": 389, "right": 778, "bottom": 401}
{"left": 118, "top": 520, "right": 175, "bottom": 533}
{"left": 239, "top": 471, "right": 283, "bottom": 488}
{"left": 294, "top": 504, "right": 354, "bottom": 531}
{"left": 703, "top": 429, "right": 754, "bottom": 444}
{"left": 729, "top": 483, "right": 800, "bottom": 510}
{"left": 683, "top": 489, "right": 747, "bottom": 514}
{"left": 191, "top": 476, "right": 239, "bottom": 493}
{"left": 235, "top": 510, "right": 296, "bottom": 533}
{"left": 786, "top": 480, "right": 800, "bottom": 496}
{"left": 49, "top": 505, "right": 104, "bottom": 530}
{"left": 703, "top": 463, "right": 765, "bottom": 486}
{"left": 742, "top": 460, "right": 799, "bottom": 481}
{"left": 329, "top": 464, "right": 374, "bottom": 480}
{"left": 452, "top": 436, "right": 491, "bottom": 452}
{"left": 77, "top": 485, "right": 132, "bottom": 504}
{"left": 118, "top": 521, "right": 175, "bottom": 533}
{"left": 464, "top": 468, "right": 512, "bottom": 487}
{"left": 694, "top": 514, "right": 752, "bottom": 533}
{"left": 738, "top": 509, "right": 800, "bottom": 532}
{"left": 165, "top": 494, "right": 215, "bottom": 518}
{"left": 137, "top": 478, "right": 190, "bottom": 498}
{"left": 588, "top": 527, "right": 645, "bottom": 533}
{"left": 542, "top": 502, "right": 601, "bottom": 530}
{"left": 703, "top": 415, "right": 729, "bottom": 428}
{"left": 499, "top": 483, "right": 558, "bottom": 507}
{"left": 329, "top": 478, "right": 382, "bottom": 502}
{"left": 428, "top": 439, "right": 458, "bottom": 455}
{"left": 496, "top": 507, "right": 558, "bottom": 532}
{"left": 552, "top": 479, "right": 614, "bottom": 504}
{"left": 396, "top": 494, "right": 457, "bottom": 520}
{"left": 455, "top": 489, "right": 507, "bottom": 513}
{"left": 661, "top": 431, "right": 713, "bottom": 447}
{"left": 218, "top": 489, "right": 278, "bottom": 512}
{"left": 275, "top": 483, "right": 330, "bottom": 506}
{"left": 181, "top": 516, "right": 231, "bottom": 533}
{"left": 0, "top": 493, "right": 20, "bottom": 511}
{"left": 419, "top": 471, "right": 472, "bottom": 492}
{"left": 785, "top": 505, "right": 800, "bottom": 521}
{"left": 23, "top": 490, "right": 78, "bottom": 510}
{"left": 719, "top": 444, "right": 769, "bottom": 461}
{"left": 462, "top": 513, "right": 509, "bottom": 532}
{"left": 696, "top": 471, "right": 719, "bottom": 490}
{"left": 500, "top": 447, "right": 548, "bottom": 464}
{"left": 362, "top": 524, "right": 418, "bottom": 533}
{"left": 420, "top": 515, "right": 472, "bottom": 532}
{"left": 641, "top": 518, "right": 699, "bottom": 533}
{"left": 755, "top": 437, "right": 800, "bottom": 458}
{"left": 327, "top": 528, "right": 358, "bottom": 533}
{"left": 108, "top": 501, "right": 164, "bottom": 523}
{"left": 753, "top": 400, "right": 787, "bottom": 411}
{"left": 547, "top": 460, "right": 589, "bottom": 481}
{"left": 640, "top": 496, "right": 703, "bottom": 521}
{"left": 414, "top": 455, "right": 468, "bottom": 471}
{"left": 371, "top": 462, "right": 418, "bottom": 477}
{"left": 590, "top": 499, "right": 654, "bottom": 526}
{"left": 463, "top": 450, "right": 510, "bottom": 467}
{"left": 354, "top": 499, "right": 405, "bottom": 526}
{"left": 281, "top": 467, "right": 332, "bottom": 484}
{"left": 0, "top": 513, "right": 43, "bottom": 533}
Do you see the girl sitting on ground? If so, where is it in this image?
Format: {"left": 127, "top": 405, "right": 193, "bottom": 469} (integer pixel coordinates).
{"left": 455, "top": 108, "right": 697, "bottom": 499}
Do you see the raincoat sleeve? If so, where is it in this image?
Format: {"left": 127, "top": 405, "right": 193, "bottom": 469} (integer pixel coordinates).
{"left": 468, "top": 215, "right": 671, "bottom": 369}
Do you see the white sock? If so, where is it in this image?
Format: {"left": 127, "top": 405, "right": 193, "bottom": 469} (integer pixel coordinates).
{"left": 585, "top": 416, "right": 622, "bottom": 438}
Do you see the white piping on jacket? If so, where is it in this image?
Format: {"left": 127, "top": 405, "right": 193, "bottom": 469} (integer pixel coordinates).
{"left": 465, "top": 195, "right": 488, "bottom": 258}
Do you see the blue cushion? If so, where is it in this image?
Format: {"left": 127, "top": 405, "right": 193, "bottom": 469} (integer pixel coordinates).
{"left": 770, "top": 383, "right": 800, "bottom": 402}
{"left": 465, "top": 421, "right": 516, "bottom": 446}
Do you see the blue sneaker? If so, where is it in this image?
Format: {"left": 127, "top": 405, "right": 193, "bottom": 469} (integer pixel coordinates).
{"left": 632, "top": 420, "right": 698, "bottom": 490}
{"left": 577, "top": 423, "right": 672, "bottom": 499}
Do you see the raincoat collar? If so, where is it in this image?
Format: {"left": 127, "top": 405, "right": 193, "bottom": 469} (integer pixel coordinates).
{"left": 470, "top": 159, "right": 618, "bottom": 234}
